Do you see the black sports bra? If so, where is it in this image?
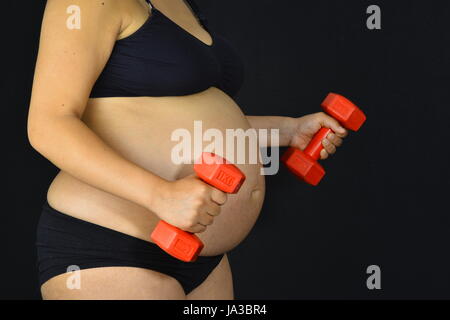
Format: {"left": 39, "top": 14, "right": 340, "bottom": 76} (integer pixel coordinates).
{"left": 90, "top": 0, "right": 244, "bottom": 99}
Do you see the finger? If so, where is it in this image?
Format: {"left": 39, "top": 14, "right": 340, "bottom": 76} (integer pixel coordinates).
{"left": 322, "top": 139, "right": 337, "bottom": 155}
{"left": 211, "top": 189, "right": 227, "bottom": 206}
{"left": 204, "top": 201, "right": 221, "bottom": 217}
{"left": 198, "top": 212, "right": 214, "bottom": 226}
{"left": 335, "top": 129, "right": 348, "bottom": 138}
{"left": 187, "top": 223, "right": 207, "bottom": 233}
{"left": 320, "top": 149, "right": 329, "bottom": 160}
{"left": 317, "top": 113, "right": 347, "bottom": 136}
{"left": 327, "top": 133, "right": 343, "bottom": 147}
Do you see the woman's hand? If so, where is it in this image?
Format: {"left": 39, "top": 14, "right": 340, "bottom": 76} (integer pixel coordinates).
{"left": 288, "top": 113, "right": 348, "bottom": 159}
{"left": 150, "top": 175, "right": 228, "bottom": 233}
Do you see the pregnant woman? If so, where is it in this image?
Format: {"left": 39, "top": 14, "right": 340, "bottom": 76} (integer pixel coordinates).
{"left": 28, "top": 0, "right": 347, "bottom": 300}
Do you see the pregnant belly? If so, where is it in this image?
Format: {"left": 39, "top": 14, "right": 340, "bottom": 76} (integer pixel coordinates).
{"left": 47, "top": 87, "right": 265, "bottom": 255}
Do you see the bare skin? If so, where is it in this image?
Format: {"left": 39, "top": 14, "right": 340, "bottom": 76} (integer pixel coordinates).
{"left": 29, "top": 0, "right": 346, "bottom": 300}
{"left": 40, "top": 255, "right": 233, "bottom": 300}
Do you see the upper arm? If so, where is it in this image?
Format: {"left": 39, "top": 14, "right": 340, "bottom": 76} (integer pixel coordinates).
{"left": 29, "top": 0, "right": 122, "bottom": 121}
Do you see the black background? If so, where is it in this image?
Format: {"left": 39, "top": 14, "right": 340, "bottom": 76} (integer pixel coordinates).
{"left": 2, "top": 0, "right": 450, "bottom": 299}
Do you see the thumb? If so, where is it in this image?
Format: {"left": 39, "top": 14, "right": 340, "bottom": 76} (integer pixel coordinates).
{"left": 318, "top": 113, "right": 347, "bottom": 136}
{"left": 180, "top": 172, "right": 200, "bottom": 181}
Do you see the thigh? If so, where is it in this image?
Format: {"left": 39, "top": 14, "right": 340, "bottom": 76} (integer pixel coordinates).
{"left": 41, "top": 266, "right": 186, "bottom": 300}
{"left": 187, "top": 254, "right": 234, "bottom": 300}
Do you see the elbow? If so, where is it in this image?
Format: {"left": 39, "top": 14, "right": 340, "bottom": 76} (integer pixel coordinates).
{"left": 27, "top": 112, "right": 52, "bottom": 155}
{"left": 27, "top": 119, "right": 44, "bottom": 153}
{"left": 27, "top": 104, "right": 80, "bottom": 155}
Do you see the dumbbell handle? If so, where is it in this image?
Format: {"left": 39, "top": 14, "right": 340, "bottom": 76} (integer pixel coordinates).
{"left": 151, "top": 178, "right": 224, "bottom": 262}
{"left": 283, "top": 93, "right": 366, "bottom": 186}
{"left": 304, "top": 127, "right": 333, "bottom": 161}
{"left": 151, "top": 173, "right": 214, "bottom": 256}
{"left": 304, "top": 92, "right": 366, "bottom": 161}
{"left": 151, "top": 153, "right": 245, "bottom": 262}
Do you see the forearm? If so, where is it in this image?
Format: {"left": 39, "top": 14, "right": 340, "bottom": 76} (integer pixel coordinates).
{"left": 246, "top": 116, "right": 296, "bottom": 147}
{"left": 28, "top": 114, "right": 166, "bottom": 211}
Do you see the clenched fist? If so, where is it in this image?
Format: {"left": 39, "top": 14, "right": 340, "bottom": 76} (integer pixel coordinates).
{"left": 151, "top": 175, "right": 228, "bottom": 233}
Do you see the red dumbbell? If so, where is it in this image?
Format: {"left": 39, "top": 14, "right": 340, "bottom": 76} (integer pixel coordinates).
{"left": 281, "top": 93, "right": 366, "bottom": 186}
{"left": 150, "top": 152, "right": 246, "bottom": 262}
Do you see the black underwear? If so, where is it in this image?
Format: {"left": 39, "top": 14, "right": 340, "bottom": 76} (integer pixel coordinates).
{"left": 36, "top": 202, "right": 224, "bottom": 295}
